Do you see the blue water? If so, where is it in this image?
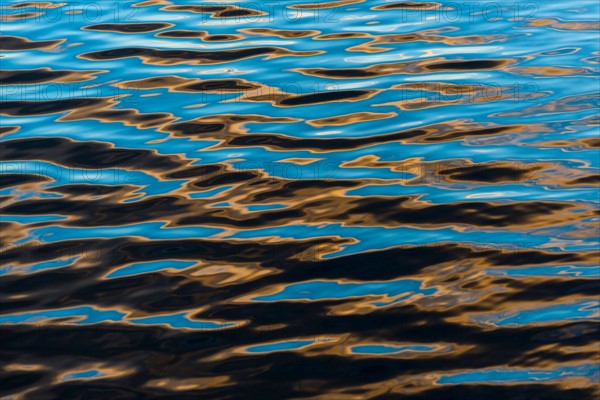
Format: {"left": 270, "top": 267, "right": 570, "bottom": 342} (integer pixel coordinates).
{"left": 1, "top": 1, "right": 599, "bottom": 398}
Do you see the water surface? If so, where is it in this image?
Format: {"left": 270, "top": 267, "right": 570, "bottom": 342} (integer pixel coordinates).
{"left": 1, "top": 1, "right": 599, "bottom": 399}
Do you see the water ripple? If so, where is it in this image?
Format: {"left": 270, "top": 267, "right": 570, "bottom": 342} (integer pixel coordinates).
{"left": 1, "top": 0, "right": 599, "bottom": 398}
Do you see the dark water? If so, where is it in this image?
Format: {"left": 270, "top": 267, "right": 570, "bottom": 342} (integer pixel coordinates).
{"left": 1, "top": 1, "right": 599, "bottom": 399}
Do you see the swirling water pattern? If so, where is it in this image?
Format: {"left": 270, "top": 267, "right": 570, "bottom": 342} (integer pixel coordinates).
{"left": 0, "top": 0, "right": 599, "bottom": 398}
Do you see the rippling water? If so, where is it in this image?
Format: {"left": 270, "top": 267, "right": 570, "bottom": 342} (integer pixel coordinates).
{"left": 1, "top": 1, "right": 599, "bottom": 398}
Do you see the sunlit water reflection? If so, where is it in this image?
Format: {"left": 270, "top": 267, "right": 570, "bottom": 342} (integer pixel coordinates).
{"left": 1, "top": 1, "right": 599, "bottom": 398}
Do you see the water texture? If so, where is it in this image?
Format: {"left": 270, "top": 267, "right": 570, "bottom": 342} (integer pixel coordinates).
{"left": 0, "top": 0, "right": 599, "bottom": 399}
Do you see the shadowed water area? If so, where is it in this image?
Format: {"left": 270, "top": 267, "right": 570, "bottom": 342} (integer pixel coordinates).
{"left": 0, "top": 1, "right": 599, "bottom": 399}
